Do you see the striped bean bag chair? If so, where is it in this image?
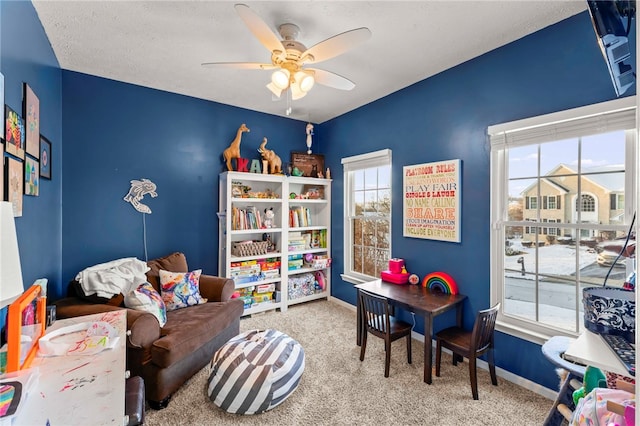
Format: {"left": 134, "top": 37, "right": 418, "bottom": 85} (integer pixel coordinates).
{"left": 207, "top": 329, "right": 305, "bottom": 415}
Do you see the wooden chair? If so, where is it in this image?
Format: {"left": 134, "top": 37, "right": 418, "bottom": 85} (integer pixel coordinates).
{"left": 435, "top": 303, "right": 500, "bottom": 400}
{"left": 359, "top": 289, "right": 413, "bottom": 377}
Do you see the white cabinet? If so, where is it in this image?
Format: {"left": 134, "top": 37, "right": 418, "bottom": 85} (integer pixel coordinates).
{"left": 219, "top": 172, "right": 331, "bottom": 316}
{"left": 285, "top": 176, "right": 331, "bottom": 306}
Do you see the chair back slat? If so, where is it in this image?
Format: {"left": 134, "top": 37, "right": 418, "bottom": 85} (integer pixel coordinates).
{"left": 360, "top": 290, "right": 391, "bottom": 334}
{"left": 471, "top": 303, "right": 500, "bottom": 352}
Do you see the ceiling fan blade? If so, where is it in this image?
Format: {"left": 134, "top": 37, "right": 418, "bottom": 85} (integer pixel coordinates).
{"left": 201, "top": 62, "right": 276, "bottom": 70}
{"left": 310, "top": 68, "right": 356, "bottom": 91}
{"left": 234, "top": 4, "right": 286, "bottom": 60}
{"left": 301, "top": 27, "right": 371, "bottom": 64}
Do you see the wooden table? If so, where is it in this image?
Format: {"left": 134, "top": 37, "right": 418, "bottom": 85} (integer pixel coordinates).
{"left": 355, "top": 279, "right": 467, "bottom": 384}
{"left": 14, "top": 310, "right": 127, "bottom": 425}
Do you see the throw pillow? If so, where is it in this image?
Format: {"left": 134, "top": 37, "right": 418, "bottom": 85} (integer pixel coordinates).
{"left": 159, "top": 269, "right": 207, "bottom": 311}
{"left": 124, "top": 282, "right": 167, "bottom": 327}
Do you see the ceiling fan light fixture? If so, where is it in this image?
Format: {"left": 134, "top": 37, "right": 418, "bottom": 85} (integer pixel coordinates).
{"left": 295, "top": 71, "right": 315, "bottom": 92}
{"left": 271, "top": 69, "right": 290, "bottom": 90}
{"left": 266, "top": 82, "right": 283, "bottom": 98}
{"left": 290, "top": 81, "right": 307, "bottom": 100}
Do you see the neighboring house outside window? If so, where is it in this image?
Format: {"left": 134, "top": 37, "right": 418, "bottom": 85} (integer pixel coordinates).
{"left": 520, "top": 164, "right": 619, "bottom": 244}
{"left": 489, "top": 97, "right": 636, "bottom": 344}
{"left": 341, "top": 149, "right": 392, "bottom": 284}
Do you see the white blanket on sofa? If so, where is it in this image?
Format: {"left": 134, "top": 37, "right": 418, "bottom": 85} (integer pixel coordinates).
{"left": 75, "top": 257, "right": 150, "bottom": 298}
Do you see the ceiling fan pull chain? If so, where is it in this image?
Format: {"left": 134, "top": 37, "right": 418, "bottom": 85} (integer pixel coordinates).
{"left": 286, "top": 90, "right": 292, "bottom": 116}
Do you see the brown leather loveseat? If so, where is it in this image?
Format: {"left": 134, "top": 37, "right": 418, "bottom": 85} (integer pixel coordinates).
{"left": 55, "top": 252, "right": 244, "bottom": 409}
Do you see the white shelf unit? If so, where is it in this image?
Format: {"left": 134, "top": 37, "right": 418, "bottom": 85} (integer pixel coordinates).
{"left": 285, "top": 176, "right": 331, "bottom": 307}
{"left": 219, "top": 172, "right": 331, "bottom": 315}
{"left": 219, "top": 172, "right": 287, "bottom": 316}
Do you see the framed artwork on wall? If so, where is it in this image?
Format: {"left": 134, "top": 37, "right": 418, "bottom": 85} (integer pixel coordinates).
{"left": 39, "top": 135, "right": 51, "bottom": 180}
{"left": 5, "top": 105, "right": 25, "bottom": 160}
{"left": 290, "top": 152, "right": 325, "bottom": 178}
{"left": 0, "top": 73, "right": 4, "bottom": 140}
{"left": 403, "top": 159, "right": 461, "bottom": 243}
{"left": 6, "top": 157, "right": 23, "bottom": 217}
{"left": 24, "top": 156, "right": 39, "bottom": 196}
{"left": 0, "top": 154, "right": 3, "bottom": 201}
{"left": 23, "top": 84, "right": 40, "bottom": 159}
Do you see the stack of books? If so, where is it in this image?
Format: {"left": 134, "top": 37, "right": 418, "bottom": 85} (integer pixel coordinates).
{"left": 288, "top": 232, "right": 307, "bottom": 252}
{"left": 288, "top": 254, "right": 304, "bottom": 270}
{"left": 229, "top": 260, "right": 262, "bottom": 284}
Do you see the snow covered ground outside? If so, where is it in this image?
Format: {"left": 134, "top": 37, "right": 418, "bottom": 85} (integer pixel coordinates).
{"left": 504, "top": 240, "right": 599, "bottom": 331}
{"left": 504, "top": 239, "right": 597, "bottom": 279}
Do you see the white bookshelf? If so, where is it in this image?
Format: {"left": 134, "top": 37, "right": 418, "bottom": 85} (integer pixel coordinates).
{"left": 219, "top": 171, "right": 331, "bottom": 315}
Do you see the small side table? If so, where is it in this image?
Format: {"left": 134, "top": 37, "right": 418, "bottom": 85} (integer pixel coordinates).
{"left": 541, "top": 336, "right": 586, "bottom": 426}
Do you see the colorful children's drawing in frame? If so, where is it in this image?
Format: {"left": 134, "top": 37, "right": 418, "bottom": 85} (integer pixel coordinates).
{"left": 0, "top": 72, "right": 5, "bottom": 139}
{"left": 6, "top": 157, "right": 23, "bottom": 217}
{"left": 40, "top": 135, "right": 51, "bottom": 180}
{"left": 23, "top": 84, "right": 39, "bottom": 159}
{"left": 4, "top": 106, "right": 25, "bottom": 160}
{"left": 0, "top": 148, "right": 3, "bottom": 201}
{"left": 24, "top": 156, "right": 39, "bottom": 196}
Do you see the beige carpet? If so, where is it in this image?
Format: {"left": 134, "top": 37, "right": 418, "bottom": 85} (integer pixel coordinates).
{"left": 144, "top": 300, "right": 553, "bottom": 425}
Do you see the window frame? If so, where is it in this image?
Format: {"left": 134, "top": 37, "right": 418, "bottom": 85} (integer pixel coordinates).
{"left": 488, "top": 97, "right": 636, "bottom": 344}
{"left": 340, "top": 149, "right": 392, "bottom": 285}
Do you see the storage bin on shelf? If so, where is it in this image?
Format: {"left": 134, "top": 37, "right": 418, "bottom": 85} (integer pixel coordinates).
{"left": 288, "top": 271, "right": 326, "bottom": 300}
{"left": 232, "top": 240, "right": 269, "bottom": 257}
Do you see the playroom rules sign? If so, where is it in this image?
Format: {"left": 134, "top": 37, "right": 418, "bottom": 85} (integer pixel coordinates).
{"left": 403, "top": 159, "right": 461, "bottom": 242}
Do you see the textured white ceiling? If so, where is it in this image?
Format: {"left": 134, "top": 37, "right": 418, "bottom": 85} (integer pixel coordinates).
{"left": 32, "top": 1, "right": 587, "bottom": 123}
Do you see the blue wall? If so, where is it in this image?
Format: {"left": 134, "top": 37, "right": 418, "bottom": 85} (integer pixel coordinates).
{"left": 61, "top": 72, "right": 311, "bottom": 285}
{"left": 2, "top": 1, "right": 636, "bottom": 390}
{"left": 0, "top": 1, "right": 62, "bottom": 309}
{"left": 324, "top": 12, "right": 635, "bottom": 389}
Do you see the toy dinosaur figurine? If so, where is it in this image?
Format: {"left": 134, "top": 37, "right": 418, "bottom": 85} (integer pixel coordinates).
{"left": 223, "top": 123, "right": 250, "bottom": 171}
{"left": 257, "top": 137, "right": 282, "bottom": 174}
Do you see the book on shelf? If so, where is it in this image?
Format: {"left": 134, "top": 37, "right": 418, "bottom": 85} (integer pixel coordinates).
{"left": 231, "top": 206, "right": 265, "bottom": 230}
{"left": 288, "top": 206, "right": 312, "bottom": 227}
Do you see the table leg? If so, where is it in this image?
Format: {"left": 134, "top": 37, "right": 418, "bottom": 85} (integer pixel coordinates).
{"left": 356, "top": 289, "right": 362, "bottom": 346}
{"left": 454, "top": 303, "right": 464, "bottom": 363}
{"left": 424, "top": 314, "right": 433, "bottom": 384}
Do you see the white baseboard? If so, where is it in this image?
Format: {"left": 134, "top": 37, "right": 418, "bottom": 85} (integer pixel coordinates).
{"left": 328, "top": 298, "right": 557, "bottom": 400}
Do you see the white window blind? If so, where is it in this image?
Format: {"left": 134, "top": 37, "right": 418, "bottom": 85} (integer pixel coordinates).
{"left": 341, "top": 149, "right": 392, "bottom": 171}
{"left": 489, "top": 97, "right": 635, "bottom": 148}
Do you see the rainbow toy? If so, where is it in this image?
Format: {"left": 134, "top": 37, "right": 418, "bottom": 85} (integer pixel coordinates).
{"left": 422, "top": 272, "right": 458, "bottom": 295}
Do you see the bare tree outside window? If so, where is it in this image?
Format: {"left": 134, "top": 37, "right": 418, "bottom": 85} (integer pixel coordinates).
{"left": 342, "top": 150, "right": 392, "bottom": 282}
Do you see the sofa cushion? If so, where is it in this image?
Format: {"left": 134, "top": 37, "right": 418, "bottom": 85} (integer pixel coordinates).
{"left": 124, "top": 282, "right": 167, "bottom": 327}
{"left": 159, "top": 269, "right": 207, "bottom": 311}
{"left": 150, "top": 301, "right": 242, "bottom": 368}
{"left": 146, "top": 252, "right": 189, "bottom": 292}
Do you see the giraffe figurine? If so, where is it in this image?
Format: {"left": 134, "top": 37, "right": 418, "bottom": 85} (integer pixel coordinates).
{"left": 223, "top": 123, "right": 250, "bottom": 171}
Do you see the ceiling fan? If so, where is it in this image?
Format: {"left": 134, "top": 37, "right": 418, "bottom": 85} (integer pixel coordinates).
{"left": 202, "top": 4, "right": 372, "bottom": 101}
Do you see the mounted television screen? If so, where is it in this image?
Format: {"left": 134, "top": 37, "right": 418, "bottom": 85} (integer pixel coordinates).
{"left": 587, "top": 0, "right": 636, "bottom": 96}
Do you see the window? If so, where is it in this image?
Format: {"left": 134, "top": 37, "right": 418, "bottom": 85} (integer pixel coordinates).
{"left": 341, "top": 149, "right": 392, "bottom": 284}
{"left": 610, "top": 193, "right": 624, "bottom": 210}
{"left": 489, "top": 98, "right": 636, "bottom": 344}
{"left": 578, "top": 194, "right": 596, "bottom": 212}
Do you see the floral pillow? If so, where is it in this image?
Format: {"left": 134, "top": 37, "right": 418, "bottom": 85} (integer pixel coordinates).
{"left": 159, "top": 269, "right": 208, "bottom": 311}
{"left": 124, "top": 282, "right": 167, "bottom": 327}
